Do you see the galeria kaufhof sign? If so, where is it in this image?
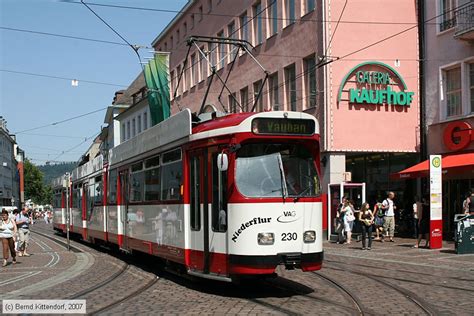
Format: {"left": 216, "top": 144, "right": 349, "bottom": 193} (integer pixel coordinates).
{"left": 338, "top": 61, "right": 415, "bottom": 106}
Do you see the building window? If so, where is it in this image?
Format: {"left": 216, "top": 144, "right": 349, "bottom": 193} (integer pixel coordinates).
{"left": 285, "top": 64, "right": 297, "bottom": 111}
{"left": 199, "top": 47, "right": 206, "bottom": 81}
{"left": 470, "top": 64, "right": 474, "bottom": 113}
{"left": 253, "top": 2, "right": 263, "bottom": 45}
{"left": 183, "top": 62, "right": 188, "bottom": 91}
{"left": 209, "top": 42, "right": 216, "bottom": 69}
{"left": 121, "top": 123, "right": 125, "bottom": 142}
{"left": 170, "top": 70, "right": 175, "bottom": 97}
{"left": 170, "top": 36, "right": 173, "bottom": 49}
{"left": 269, "top": 72, "right": 279, "bottom": 110}
{"left": 127, "top": 121, "right": 131, "bottom": 140}
{"left": 144, "top": 112, "right": 148, "bottom": 129}
{"left": 253, "top": 80, "right": 264, "bottom": 112}
{"left": 132, "top": 118, "right": 136, "bottom": 137}
{"left": 217, "top": 30, "right": 225, "bottom": 69}
{"left": 191, "top": 14, "right": 194, "bottom": 29}
{"left": 137, "top": 115, "right": 142, "bottom": 134}
{"left": 191, "top": 53, "right": 197, "bottom": 87}
{"left": 240, "top": 87, "right": 249, "bottom": 112}
{"left": 240, "top": 13, "right": 249, "bottom": 43}
{"left": 304, "top": 55, "right": 317, "bottom": 108}
{"left": 445, "top": 67, "right": 462, "bottom": 117}
{"left": 305, "top": 0, "right": 315, "bottom": 14}
{"left": 228, "top": 93, "right": 238, "bottom": 113}
{"left": 228, "top": 21, "right": 237, "bottom": 61}
{"left": 183, "top": 22, "right": 187, "bottom": 35}
{"left": 177, "top": 30, "right": 180, "bottom": 43}
{"left": 285, "top": 0, "right": 296, "bottom": 26}
{"left": 208, "top": 0, "right": 212, "bottom": 13}
{"left": 198, "top": 6, "right": 203, "bottom": 21}
{"left": 268, "top": 0, "right": 278, "bottom": 37}
{"left": 439, "top": 0, "right": 456, "bottom": 32}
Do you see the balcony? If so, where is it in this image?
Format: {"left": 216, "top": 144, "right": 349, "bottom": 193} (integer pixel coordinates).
{"left": 454, "top": 3, "right": 474, "bottom": 41}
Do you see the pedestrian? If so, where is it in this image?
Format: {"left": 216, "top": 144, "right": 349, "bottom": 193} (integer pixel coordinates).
{"left": 414, "top": 196, "right": 430, "bottom": 248}
{"left": 0, "top": 209, "right": 17, "bottom": 266}
{"left": 373, "top": 201, "right": 384, "bottom": 241}
{"left": 382, "top": 192, "right": 396, "bottom": 242}
{"left": 462, "top": 192, "right": 471, "bottom": 214}
{"left": 15, "top": 208, "right": 31, "bottom": 257}
{"left": 335, "top": 197, "right": 347, "bottom": 244}
{"left": 12, "top": 209, "right": 20, "bottom": 253}
{"left": 413, "top": 196, "right": 421, "bottom": 238}
{"left": 342, "top": 200, "right": 355, "bottom": 244}
{"left": 465, "top": 191, "right": 474, "bottom": 215}
{"left": 359, "top": 202, "right": 374, "bottom": 250}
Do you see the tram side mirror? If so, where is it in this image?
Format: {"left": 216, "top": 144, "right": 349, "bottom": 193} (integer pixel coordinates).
{"left": 217, "top": 153, "right": 229, "bottom": 172}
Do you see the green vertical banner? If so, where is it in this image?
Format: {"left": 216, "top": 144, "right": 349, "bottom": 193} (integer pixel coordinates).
{"left": 143, "top": 52, "right": 170, "bottom": 126}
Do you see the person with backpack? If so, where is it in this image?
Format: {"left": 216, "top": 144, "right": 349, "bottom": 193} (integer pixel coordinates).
{"left": 373, "top": 201, "right": 385, "bottom": 241}
{"left": 382, "top": 192, "right": 397, "bottom": 242}
{"left": 335, "top": 197, "right": 347, "bottom": 244}
{"left": 342, "top": 200, "right": 356, "bottom": 244}
{"left": 359, "top": 202, "right": 374, "bottom": 250}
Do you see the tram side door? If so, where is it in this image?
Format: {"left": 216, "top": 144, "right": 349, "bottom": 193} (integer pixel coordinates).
{"left": 189, "top": 148, "right": 229, "bottom": 276}
{"left": 119, "top": 170, "right": 130, "bottom": 252}
{"left": 189, "top": 150, "right": 210, "bottom": 273}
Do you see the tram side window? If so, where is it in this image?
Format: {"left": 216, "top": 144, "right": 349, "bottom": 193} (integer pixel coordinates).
{"left": 161, "top": 149, "right": 182, "bottom": 201}
{"left": 108, "top": 169, "right": 118, "bottom": 204}
{"left": 130, "top": 162, "right": 144, "bottom": 202}
{"left": 144, "top": 156, "right": 160, "bottom": 201}
{"left": 212, "top": 152, "right": 227, "bottom": 232}
{"left": 93, "top": 176, "right": 103, "bottom": 205}
{"left": 86, "top": 184, "right": 94, "bottom": 219}
{"left": 190, "top": 155, "right": 200, "bottom": 230}
{"left": 54, "top": 190, "right": 62, "bottom": 208}
{"left": 72, "top": 184, "right": 82, "bottom": 209}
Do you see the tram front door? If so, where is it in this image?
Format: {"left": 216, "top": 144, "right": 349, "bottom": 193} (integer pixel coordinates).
{"left": 327, "top": 182, "right": 366, "bottom": 240}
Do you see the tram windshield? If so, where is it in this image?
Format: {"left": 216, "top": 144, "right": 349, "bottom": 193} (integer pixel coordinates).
{"left": 235, "top": 143, "right": 321, "bottom": 198}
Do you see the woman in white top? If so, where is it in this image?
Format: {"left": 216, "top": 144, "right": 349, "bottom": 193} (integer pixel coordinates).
{"left": 0, "top": 209, "right": 17, "bottom": 266}
{"left": 342, "top": 201, "right": 355, "bottom": 244}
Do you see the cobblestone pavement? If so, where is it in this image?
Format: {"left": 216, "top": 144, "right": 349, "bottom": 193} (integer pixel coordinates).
{"left": 1, "top": 223, "right": 473, "bottom": 315}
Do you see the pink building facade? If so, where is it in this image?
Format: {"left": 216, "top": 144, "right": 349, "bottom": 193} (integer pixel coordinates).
{"left": 150, "top": 0, "right": 420, "bottom": 236}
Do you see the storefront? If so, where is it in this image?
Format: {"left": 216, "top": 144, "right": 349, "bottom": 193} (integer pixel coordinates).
{"left": 392, "top": 118, "right": 474, "bottom": 238}
{"left": 323, "top": 59, "right": 421, "bottom": 238}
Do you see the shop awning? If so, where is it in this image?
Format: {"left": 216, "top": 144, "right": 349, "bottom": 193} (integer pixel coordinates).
{"left": 390, "top": 153, "right": 474, "bottom": 180}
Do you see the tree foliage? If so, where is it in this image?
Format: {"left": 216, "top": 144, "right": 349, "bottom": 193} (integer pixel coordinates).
{"left": 24, "top": 159, "right": 53, "bottom": 205}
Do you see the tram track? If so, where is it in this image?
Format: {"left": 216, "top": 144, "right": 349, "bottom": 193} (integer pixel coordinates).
{"left": 325, "top": 258, "right": 474, "bottom": 292}
{"left": 323, "top": 263, "right": 439, "bottom": 316}
{"left": 311, "top": 272, "right": 367, "bottom": 316}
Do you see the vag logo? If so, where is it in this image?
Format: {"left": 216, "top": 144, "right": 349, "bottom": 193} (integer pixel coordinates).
{"left": 277, "top": 211, "right": 299, "bottom": 223}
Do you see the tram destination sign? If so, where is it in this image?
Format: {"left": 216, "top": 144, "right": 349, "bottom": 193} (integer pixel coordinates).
{"left": 252, "top": 118, "right": 315, "bottom": 136}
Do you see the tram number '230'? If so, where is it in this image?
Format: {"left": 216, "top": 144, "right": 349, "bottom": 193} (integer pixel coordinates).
{"left": 281, "top": 232, "right": 297, "bottom": 241}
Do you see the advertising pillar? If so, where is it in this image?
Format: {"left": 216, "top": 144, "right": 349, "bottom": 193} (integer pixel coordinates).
{"left": 429, "top": 155, "right": 443, "bottom": 249}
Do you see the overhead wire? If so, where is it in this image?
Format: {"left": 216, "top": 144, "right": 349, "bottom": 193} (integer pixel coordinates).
{"left": 0, "top": 69, "right": 127, "bottom": 87}
{"left": 79, "top": 0, "right": 145, "bottom": 68}
{"left": 0, "top": 26, "right": 128, "bottom": 46}
{"left": 60, "top": 1, "right": 446, "bottom": 25}
{"left": 50, "top": 131, "right": 99, "bottom": 161}
{"left": 14, "top": 107, "right": 107, "bottom": 134}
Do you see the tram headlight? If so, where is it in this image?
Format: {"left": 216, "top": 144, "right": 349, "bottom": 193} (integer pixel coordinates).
{"left": 258, "top": 232, "right": 275, "bottom": 245}
{"left": 304, "top": 230, "right": 316, "bottom": 243}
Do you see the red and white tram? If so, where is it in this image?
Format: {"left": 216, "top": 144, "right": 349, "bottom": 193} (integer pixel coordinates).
{"left": 53, "top": 110, "right": 323, "bottom": 281}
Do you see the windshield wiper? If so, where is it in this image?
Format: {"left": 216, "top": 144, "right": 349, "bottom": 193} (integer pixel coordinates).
{"left": 293, "top": 185, "right": 313, "bottom": 202}
{"left": 276, "top": 154, "right": 288, "bottom": 200}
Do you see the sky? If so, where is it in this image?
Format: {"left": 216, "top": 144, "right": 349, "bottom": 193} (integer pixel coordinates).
{"left": 0, "top": 0, "right": 187, "bottom": 165}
